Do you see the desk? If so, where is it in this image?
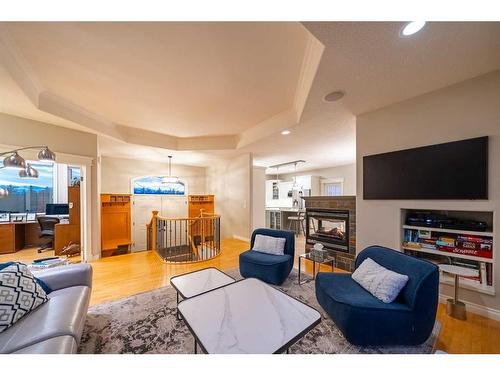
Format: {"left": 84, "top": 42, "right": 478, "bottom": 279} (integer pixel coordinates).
{"left": 0, "top": 221, "right": 79, "bottom": 255}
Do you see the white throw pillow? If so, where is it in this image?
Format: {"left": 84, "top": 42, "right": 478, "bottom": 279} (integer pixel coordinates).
{"left": 352, "top": 257, "right": 409, "bottom": 303}
{"left": 252, "top": 234, "right": 286, "bottom": 256}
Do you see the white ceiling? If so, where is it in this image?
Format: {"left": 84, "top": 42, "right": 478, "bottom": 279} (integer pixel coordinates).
{"left": 1, "top": 22, "right": 500, "bottom": 173}
{"left": 3, "top": 22, "right": 309, "bottom": 138}
{"left": 0, "top": 64, "right": 89, "bottom": 132}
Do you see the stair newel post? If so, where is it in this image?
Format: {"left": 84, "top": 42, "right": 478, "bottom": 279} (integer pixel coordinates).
{"left": 151, "top": 210, "right": 159, "bottom": 251}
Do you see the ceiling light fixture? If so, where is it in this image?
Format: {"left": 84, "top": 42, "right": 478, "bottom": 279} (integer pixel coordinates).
{"left": 19, "top": 163, "right": 39, "bottom": 179}
{"left": 281, "top": 130, "right": 291, "bottom": 135}
{"left": 400, "top": 21, "right": 426, "bottom": 37}
{"left": 323, "top": 90, "right": 345, "bottom": 103}
{"left": 161, "top": 155, "right": 179, "bottom": 184}
{"left": 0, "top": 146, "right": 56, "bottom": 195}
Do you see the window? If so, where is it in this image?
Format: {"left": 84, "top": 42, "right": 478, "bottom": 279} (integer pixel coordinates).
{"left": 323, "top": 182, "right": 343, "bottom": 196}
{"left": 133, "top": 176, "right": 186, "bottom": 196}
{"left": 68, "top": 166, "right": 81, "bottom": 187}
{"left": 0, "top": 161, "right": 54, "bottom": 213}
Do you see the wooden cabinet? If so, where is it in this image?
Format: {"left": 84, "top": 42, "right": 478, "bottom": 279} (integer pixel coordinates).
{"left": 68, "top": 186, "right": 80, "bottom": 225}
{"left": 188, "top": 195, "right": 215, "bottom": 218}
{"left": 101, "top": 194, "right": 132, "bottom": 257}
{"left": 0, "top": 224, "right": 23, "bottom": 254}
{"left": 54, "top": 223, "right": 80, "bottom": 255}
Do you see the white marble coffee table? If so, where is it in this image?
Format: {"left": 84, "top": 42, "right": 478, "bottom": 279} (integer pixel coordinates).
{"left": 170, "top": 267, "right": 235, "bottom": 319}
{"left": 178, "top": 277, "right": 321, "bottom": 354}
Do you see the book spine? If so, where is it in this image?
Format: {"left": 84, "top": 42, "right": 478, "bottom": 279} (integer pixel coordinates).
{"left": 486, "top": 263, "right": 493, "bottom": 286}
{"left": 480, "top": 262, "right": 487, "bottom": 285}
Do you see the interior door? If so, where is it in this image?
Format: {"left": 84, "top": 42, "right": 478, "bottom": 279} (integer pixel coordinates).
{"left": 132, "top": 195, "right": 162, "bottom": 252}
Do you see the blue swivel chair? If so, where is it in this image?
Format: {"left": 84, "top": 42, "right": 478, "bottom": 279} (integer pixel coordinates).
{"left": 315, "top": 245, "right": 439, "bottom": 346}
{"left": 239, "top": 228, "right": 295, "bottom": 285}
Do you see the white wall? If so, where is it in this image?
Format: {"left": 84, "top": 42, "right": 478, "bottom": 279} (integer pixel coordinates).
{"left": 357, "top": 70, "right": 500, "bottom": 313}
{"left": 206, "top": 154, "right": 252, "bottom": 241}
{"left": 100, "top": 156, "right": 206, "bottom": 195}
{"left": 252, "top": 166, "right": 266, "bottom": 231}
{"left": 271, "top": 163, "right": 356, "bottom": 196}
{"left": 0, "top": 112, "right": 100, "bottom": 259}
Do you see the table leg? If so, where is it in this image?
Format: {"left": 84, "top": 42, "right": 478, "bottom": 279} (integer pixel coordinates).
{"left": 298, "top": 256, "right": 302, "bottom": 285}
{"left": 176, "top": 292, "right": 181, "bottom": 320}
{"left": 312, "top": 261, "right": 316, "bottom": 280}
{"left": 286, "top": 348, "right": 290, "bottom": 354}
{"left": 194, "top": 340, "right": 198, "bottom": 354}
{"left": 446, "top": 274, "right": 467, "bottom": 320}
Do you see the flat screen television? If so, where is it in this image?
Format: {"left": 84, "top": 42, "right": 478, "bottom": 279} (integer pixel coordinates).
{"left": 363, "top": 136, "right": 488, "bottom": 200}
{"left": 46, "top": 203, "right": 69, "bottom": 215}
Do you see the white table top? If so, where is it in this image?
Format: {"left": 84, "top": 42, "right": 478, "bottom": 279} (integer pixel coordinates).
{"left": 439, "top": 264, "right": 479, "bottom": 278}
{"left": 170, "top": 267, "right": 235, "bottom": 299}
{"left": 178, "top": 277, "right": 321, "bottom": 354}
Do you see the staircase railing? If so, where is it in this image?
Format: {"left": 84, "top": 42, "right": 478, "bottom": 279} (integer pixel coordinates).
{"left": 147, "top": 210, "right": 221, "bottom": 263}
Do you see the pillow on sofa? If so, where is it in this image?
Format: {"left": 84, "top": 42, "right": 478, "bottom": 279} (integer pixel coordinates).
{"left": 0, "top": 261, "right": 51, "bottom": 293}
{"left": 252, "top": 234, "right": 286, "bottom": 256}
{"left": 0, "top": 262, "right": 50, "bottom": 333}
{"left": 352, "top": 257, "right": 409, "bottom": 303}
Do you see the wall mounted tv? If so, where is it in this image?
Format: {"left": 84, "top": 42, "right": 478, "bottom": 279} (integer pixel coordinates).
{"left": 363, "top": 136, "right": 488, "bottom": 200}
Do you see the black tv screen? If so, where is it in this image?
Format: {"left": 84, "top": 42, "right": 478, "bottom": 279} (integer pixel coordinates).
{"left": 363, "top": 136, "right": 488, "bottom": 200}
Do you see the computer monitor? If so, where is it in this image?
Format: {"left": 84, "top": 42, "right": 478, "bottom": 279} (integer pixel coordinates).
{"left": 46, "top": 203, "right": 69, "bottom": 215}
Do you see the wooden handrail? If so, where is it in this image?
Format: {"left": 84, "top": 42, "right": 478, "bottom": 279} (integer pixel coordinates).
{"left": 154, "top": 214, "right": 220, "bottom": 221}
{"left": 147, "top": 209, "right": 220, "bottom": 263}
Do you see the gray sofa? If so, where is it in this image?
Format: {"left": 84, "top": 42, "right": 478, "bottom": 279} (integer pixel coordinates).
{"left": 0, "top": 263, "right": 92, "bottom": 354}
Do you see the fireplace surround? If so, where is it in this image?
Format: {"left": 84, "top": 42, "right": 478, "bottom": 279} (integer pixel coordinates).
{"left": 303, "top": 196, "right": 356, "bottom": 271}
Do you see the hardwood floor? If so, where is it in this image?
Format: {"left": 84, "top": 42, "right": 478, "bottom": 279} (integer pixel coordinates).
{"left": 2, "top": 237, "right": 500, "bottom": 353}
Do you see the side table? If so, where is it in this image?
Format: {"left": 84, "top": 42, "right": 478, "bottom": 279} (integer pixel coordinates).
{"left": 439, "top": 264, "right": 479, "bottom": 320}
{"left": 298, "top": 252, "right": 335, "bottom": 285}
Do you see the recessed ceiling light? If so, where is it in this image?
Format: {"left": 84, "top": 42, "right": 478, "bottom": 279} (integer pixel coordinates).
{"left": 323, "top": 90, "right": 345, "bottom": 102}
{"left": 281, "top": 130, "right": 291, "bottom": 135}
{"left": 400, "top": 21, "right": 426, "bottom": 37}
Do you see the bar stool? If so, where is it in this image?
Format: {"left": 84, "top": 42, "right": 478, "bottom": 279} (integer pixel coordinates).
{"left": 288, "top": 211, "right": 306, "bottom": 236}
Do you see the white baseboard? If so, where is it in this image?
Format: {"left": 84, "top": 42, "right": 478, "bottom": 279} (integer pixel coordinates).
{"left": 233, "top": 235, "right": 250, "bottom": 243}
{"left": 439, "top": 294, "right": 500, "bottom": 321}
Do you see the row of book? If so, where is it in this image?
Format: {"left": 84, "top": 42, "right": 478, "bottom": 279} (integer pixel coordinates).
{"left": 403, "top": 229, "right": 493, "bottom": 259}
{"left": 447, "top": 259, "right": 493, "bottom": 287}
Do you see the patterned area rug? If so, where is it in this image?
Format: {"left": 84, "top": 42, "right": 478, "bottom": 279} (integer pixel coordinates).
{"left": 79, "top": 269, "right": 440, "bottom": 354}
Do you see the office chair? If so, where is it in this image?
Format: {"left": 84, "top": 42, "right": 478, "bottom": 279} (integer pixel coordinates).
{"left": 37, "top": 216, "right": 60, "bottom": 253}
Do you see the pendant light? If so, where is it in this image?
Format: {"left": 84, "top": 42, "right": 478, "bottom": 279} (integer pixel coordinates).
{"left": 37, "top": 147, "right": 56, "bottom": 162}
{"left": 292, "top": 162, "right": 298, "bottom": 189}
{"left": 2, "top": 152, "right": 26, "bottom": 170}
{"left": 161, "top": 156, "right": 179, "bottom": 184}
{"left": 19, "top": 163, "right": 39, "bottom": 178}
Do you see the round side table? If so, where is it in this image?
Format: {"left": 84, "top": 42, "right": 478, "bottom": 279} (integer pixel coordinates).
{"left": 439, "top": 264, "right": 478, "bottom": 320}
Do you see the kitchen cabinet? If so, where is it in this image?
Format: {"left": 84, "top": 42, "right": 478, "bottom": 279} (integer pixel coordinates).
{"left": 293, "top": 175, "right": 320, "bottom": 195}
{"left": 265, "top": 210, "right": 282, "bottom": 230}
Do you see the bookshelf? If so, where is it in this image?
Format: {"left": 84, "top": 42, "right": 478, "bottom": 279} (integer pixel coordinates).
{"left": 401, "top": 209, "right": 495, "bottom": 296}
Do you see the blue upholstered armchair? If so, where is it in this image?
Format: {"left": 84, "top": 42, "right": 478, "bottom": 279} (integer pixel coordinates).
{"left": 239, "top": 228, "right": 295, "bottom": 285}
{"left": 315, "top": 245, "right": 439, "bottom": 346}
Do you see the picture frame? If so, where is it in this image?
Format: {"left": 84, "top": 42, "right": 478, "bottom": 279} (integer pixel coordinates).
{"left": 0, "top": 213, "right": 10, "bottom": 223}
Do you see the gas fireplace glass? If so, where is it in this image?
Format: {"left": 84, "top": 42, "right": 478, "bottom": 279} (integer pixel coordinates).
{"left": 306, "top": 209, "right": 349, "bottom": 252}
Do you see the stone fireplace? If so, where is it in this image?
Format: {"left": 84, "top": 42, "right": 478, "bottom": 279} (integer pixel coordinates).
{"left": 303, "top": 196, "right": 356, "bottom": 271}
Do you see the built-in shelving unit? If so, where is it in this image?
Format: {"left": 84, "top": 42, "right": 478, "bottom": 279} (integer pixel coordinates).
{"left": 101, "top": 194, "right": 132, "bottom": 257}
{"left": 401, "top": 209, "right": 495, "bottom": 296}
